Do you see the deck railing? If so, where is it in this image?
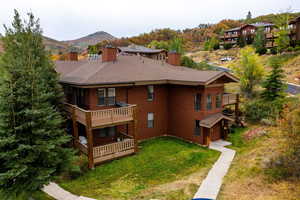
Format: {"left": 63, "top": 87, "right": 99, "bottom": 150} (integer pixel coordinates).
{"left": 64, "top": 103, "right": 136, "bottom": 127}
{"left": 93, "top": 139, "right": 135, "bottom": 163}
{"left": 223, "top": 93, "right": 237, "bottom": 105}
{"left": 91, "top": 106, "right": 135, "bottom": 127}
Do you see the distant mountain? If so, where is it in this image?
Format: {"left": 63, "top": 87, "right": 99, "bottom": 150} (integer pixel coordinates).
{"left": 63, "top": 31, "right": 116, "bottom": 50}
{"left": 43, "top": 36, "right": 69, "bottom": 54}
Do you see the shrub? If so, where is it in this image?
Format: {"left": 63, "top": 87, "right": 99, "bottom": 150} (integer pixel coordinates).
{"left": 213, "top": 43, "right": 220, "bottom": 50}
{"left": 270, "top": 47, "right": 278, "bottom": 55}
{"left": 294, "top": 45, "right": 300, "bottom": 52}
{"left": 287, "top": 46, "right": 294, "bottom": 52}
{"left": 243, "top": 99, "right": 283, "bottom": 122}
{"left": 224, "top": 43, "right": 232, "bottom": 50}
{"left": 256, "top": 47, "right": 267, "bottom": 55}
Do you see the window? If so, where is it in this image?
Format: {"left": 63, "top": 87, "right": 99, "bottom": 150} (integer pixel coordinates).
{"left": 107, "top": 88, "right": 116, "bottom": 105}
{"left": 97, "top": 88, "right": 116, "bottom": 106}
{"left": 194, "top": 93, "right": 201, "bottom": 111}
{"left": 206, "top": 94, "right": 212, "bottom": 110}
{"left": 97, "top": 127, "right": 116, "bottom": 138}
{"left": 147, "top": 85, "right": 154, "bottom": 101}
{"left": 97, "top": 88, "right": 106, "bottom": 106}
{"left": 195, "top": 120, "right": 201, "bottom": 136}
{"left": 216, "top": 94, "right": 222, "bottom": 108}
{"left": 147, "top": 113, "right": 154, "bottom": 128}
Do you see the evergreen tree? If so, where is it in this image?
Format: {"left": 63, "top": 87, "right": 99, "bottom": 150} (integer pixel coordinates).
{"left": 246, "top": 11, "right": 252, "bottom": 22}
{"left": 238, "top": 35, "right": 246, "bottom": 48}
{"left": 253, "top": 27, "right": 267, "bottom": 55}
{"left": 261, "top": 58, "right": 286, "bottom": 101}
{"left": 0, "top": 10, "right": 75, "bottom": 199}
{"left": 253, "top": 28, "right": 266, "bottom": 49}
{"left": 169, "top": 37, "right": 184, "bottom": 54}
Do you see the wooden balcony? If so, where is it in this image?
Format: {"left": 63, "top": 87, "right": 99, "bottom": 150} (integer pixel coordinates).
{"left": 74, "top": 137, "right": 135, "bottom": 164}
{"left": 223, "top": 93, "right": 238, "bottom": 105}
{"left": 65, "top": 103, "right": 136, "bottom": 128}
{"left": 265, "top": 32, "right": 274, "bottom": 38}
{"left": 93, "top": 138, "right": 135, "bottom": 163}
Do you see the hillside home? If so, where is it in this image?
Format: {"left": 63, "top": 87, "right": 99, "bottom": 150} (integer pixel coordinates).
{"left": 54, "top": 47, "right": 239, "bottom": 168}
{"left": 118, "top": 44, "right": 167, "bottom": 60}
{"left": 289, "top": 16, "right": 300, "bottom": 45}
{"left": 220, "top": 22, "right": 276, "bottom": 48}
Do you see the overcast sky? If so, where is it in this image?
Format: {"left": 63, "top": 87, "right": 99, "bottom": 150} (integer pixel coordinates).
{"left": 0, "top": 0, "right": 300, "bottom": 40}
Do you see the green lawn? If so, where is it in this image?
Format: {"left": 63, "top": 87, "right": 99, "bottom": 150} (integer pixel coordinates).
{"left": 0, "top": 191, "right": 54, "bottom": 200}
{"left": 58, "top": 136, "right": 220, "bottom": 200}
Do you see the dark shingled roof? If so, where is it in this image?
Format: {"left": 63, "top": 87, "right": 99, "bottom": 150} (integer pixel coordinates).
{"left": 289, "top": 16, "right": 300, "bottom": 24}
{"left": 249, "top": 22, "right": 274, "bottom": 27}
{"left": 118, "top": 45, "right": 165, "bottom": 54}
{"left": 200, "top": 113, "right": 234, "bottom": 128}
{"left": 54, "top": 55, "right": 238, "bottom": 86}
{"left": 225, "top": 27, "right": 241, "bottom": 32}
{"left": 225, "top": 22, "right": 275, "bottom": 32}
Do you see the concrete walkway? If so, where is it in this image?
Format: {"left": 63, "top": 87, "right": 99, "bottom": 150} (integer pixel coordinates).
{"left": 193, "top": 140, "right": 236, "bottom": 200}
{"left": 42, "top": 182, "right": 96, "bottom": 200}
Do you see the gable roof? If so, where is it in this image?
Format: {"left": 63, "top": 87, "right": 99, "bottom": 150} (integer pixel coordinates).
{"left": 118, "top": 45, "right": 165, "bottom": 54}
{"left": 224, "top": 27, "right": 241, "bottom": 32}
{"left": 289, "top": 16, "right": 300, "bottom": 24}
{"left": 54, "top": 55, "right": 238, "bottom": 87}
{"left": 200, "top": 113, "right": 234, "bottom": 128}
{"left": 225, "top": 22, "right": 274, "bottom": 33}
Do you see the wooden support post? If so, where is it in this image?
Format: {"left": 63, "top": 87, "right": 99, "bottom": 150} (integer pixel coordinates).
{"left": 85, "top": 111, "right": 94, "bottom": 169}
{"left": 235, "top": 94, "right": 240, "bottom": 125}
{"left": 133, "top": 106, "right": 138, "bottom": 153}
{"left": 208, "top": 128, "right": 212, "bottom": 147}
{"left": 71, "top": 106, "right": 79, "bottom": 147}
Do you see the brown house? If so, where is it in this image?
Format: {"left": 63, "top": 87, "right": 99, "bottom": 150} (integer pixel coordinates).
{"left": 55, "top": 47, "right": 239, "bottom": 168}
{"left": 118, "top": 44, "right": 167, "bottom": 60}
{"left": 220, "top": 22, "right": 276, "bottom": 48}
{"left": 289, "top": 16, "right": 300, "bottom": 44}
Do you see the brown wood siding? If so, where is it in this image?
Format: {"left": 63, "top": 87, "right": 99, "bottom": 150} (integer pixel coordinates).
{"left": 81, "top": 84, "right": 225, "bottom": 144}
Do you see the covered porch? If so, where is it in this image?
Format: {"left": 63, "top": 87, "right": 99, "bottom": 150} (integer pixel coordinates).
{"left": 200, "top": 113, "right": 235, "bottom": 146}
{"left": 65, "top": 103, "right": 138, "bottom": 168}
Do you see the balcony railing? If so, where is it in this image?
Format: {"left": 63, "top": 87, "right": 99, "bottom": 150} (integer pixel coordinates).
{"left": 223, "top": 93, "right": 238, "bottom": 105}
{"left": 65, "top": 103, "right": 136, "bottom": 128}
{"left": 93, "top": 139, "right": 135, "bottom": 163}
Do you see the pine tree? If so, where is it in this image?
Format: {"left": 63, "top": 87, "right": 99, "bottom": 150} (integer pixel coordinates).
{"left": 261, "top": 58, "right": 286, "bottom": 101}
{"left": 238, "top": 35, "right": 246, "bottom": 48}
{"left": 0, "top": 10, "right": 75, "bottom": 199}
{"left": 253, "top": 27, "right": 267, "bottom": 55}
{"left": 246, "top": 11, "right": 252, "bottom": 22}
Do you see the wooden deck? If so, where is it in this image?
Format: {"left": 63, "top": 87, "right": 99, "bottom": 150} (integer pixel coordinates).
{"left": 65, "top": 103, "right": 136, "bottom": 128}
{"left": 223, "top": 93, "right": 238, "bottom": 106}
{"left": 75, "top": 138, "right": 135, "bottom": 164}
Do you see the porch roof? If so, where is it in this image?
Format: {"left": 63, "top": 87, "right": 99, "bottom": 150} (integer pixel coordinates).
{"left": 200, "top": 113, "right": 234, "bottom": 128}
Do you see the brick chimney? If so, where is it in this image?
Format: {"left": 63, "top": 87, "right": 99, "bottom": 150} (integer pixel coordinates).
{"left": 167, "top": 51, "right": 181, "bottom": 66}
{"left": 102, "top": 45, "right": 117, "bottom": 62}
{"left": 69, "top": 51, "right": 78, "bottom": 61}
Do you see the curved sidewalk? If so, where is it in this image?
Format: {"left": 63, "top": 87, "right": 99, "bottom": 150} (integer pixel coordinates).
{"left": 193, "top": 140, "right": 236, "bottom": 200}
{"left": 43, "top": 182, "right": 96, "bottom": 200}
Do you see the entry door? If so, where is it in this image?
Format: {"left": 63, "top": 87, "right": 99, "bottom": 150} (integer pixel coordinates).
{"left": 211, "top": 123, "right": 221, "bottom": 141}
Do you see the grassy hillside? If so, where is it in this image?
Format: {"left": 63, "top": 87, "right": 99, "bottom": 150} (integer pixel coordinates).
{"left": 43, "top": 36, "right": 69, "bottom": 54}
{"left": 218, "top": 126, "right": 300, "bottom": 200}
{"left": 246, "top": 12, "right": 300, "bottom": 24}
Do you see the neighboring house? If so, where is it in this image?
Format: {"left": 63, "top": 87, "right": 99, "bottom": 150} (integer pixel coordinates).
{"left": 220, "top": 22, "right": 276, "bottom": 48}
{"left": 118, "top": 44, "right": 167, "bottom": 60}
{"left": 289, "top": 16, "right": 300, "bottom": 45}
{"left": 54, "top": 47, "right": 239, "bottom": 168}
